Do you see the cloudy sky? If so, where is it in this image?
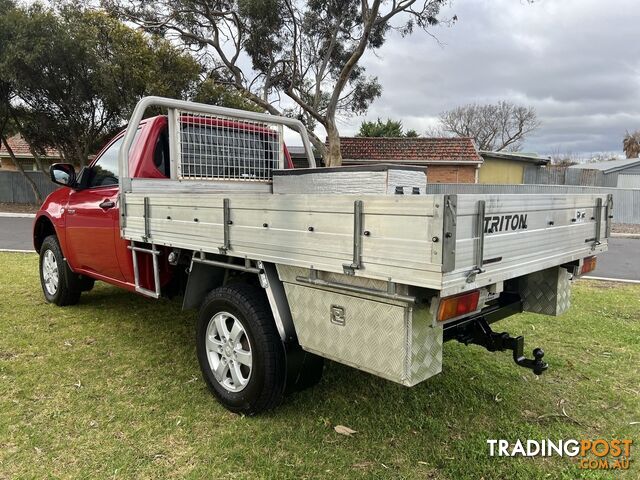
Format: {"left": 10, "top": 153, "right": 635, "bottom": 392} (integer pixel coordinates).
{"left": 336, "top": 0, "right": 640, "bottom": 157}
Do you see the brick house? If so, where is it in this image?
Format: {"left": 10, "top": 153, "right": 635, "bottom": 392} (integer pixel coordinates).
{"left": 335, "top": 137, "right": 482, "bottom": 183}
{"left": 0, "top": 134, "right": 63, "bottom": 171}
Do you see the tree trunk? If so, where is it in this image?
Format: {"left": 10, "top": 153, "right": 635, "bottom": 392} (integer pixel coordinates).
{"left": 12, "top": 114, "right": 51, "bottom": 175}
{"left": 1, "top": 134, "right": 43, "bottom": 205}
{"left": 27, "top": 145, "right": 49, "bottom": 175}
{"left": 77, "top": 144, "right": 87, "bottom": 169}
{"left": 324, "top": 122, "right": 342, "bottom": 167}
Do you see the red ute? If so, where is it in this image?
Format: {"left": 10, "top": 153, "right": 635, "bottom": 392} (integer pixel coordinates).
{"left": 33, "top": 115, "right": 294, "bottom": 293}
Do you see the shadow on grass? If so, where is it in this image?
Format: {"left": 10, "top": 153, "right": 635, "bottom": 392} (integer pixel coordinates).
{"left": 79, "top": 283, "right": 550, "bottom": 425}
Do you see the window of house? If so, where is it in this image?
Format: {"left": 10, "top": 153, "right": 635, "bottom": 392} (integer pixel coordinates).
{"left": 20, "top": 161, "right": 35, "bottom": 171}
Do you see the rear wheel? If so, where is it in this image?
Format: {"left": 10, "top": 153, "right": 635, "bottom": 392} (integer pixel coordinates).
{"left": 196, "top": 284, "right": 286, "bottom": 415}
{"left": 39, "top": 235, "right": 82, "bottom": 306}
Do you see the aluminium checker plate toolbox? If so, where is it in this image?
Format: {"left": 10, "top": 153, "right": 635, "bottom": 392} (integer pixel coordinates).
{"left": 277, "top": 265, "right": 443, "bottom": 386}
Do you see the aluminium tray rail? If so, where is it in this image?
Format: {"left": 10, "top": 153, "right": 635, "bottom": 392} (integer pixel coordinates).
{"left": 116, "top": 98, "right": 611, "bottom": 301}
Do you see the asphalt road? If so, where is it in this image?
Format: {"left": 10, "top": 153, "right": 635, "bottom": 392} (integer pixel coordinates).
{"left": 587, "top": 237, "right": 640, "bottom": 281}
{"left": 0, "top": 215, "right": 638, "bottom": 281}
{"left": 0, "top": 216, "right": 35, "bottom": 251}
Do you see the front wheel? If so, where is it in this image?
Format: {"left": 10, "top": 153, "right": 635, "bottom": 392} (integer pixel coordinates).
{"left": 39, "top": 235, "right": 82, "bottom": 306}
{"left": 196, "top": 284, "right": 286, "bottom": 415}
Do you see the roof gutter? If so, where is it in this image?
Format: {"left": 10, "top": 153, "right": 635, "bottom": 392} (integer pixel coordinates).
{"left": 0, "top": 153, "right": 62, "bottom": 160}
{"left": 342, "top": 159, "right": 484, "bottom": 166}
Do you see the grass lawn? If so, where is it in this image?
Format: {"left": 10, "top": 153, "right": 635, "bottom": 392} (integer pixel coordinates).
{"left": 0, "top": 252, "right": 638, "bottom": 479}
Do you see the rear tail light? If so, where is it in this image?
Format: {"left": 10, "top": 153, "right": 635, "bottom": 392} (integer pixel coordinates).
{"left": 581, "top": 256, "right": 597, "bottom": 275}
{"left": 437, "top": 290, "right": 480, "bottom": 322}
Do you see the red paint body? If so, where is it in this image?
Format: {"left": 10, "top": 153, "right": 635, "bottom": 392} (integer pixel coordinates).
{"left": 34, "top": 115, "right": 294, "bottom": 293}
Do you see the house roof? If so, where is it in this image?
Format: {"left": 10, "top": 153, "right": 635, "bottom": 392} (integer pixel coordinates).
{"left": 335, "top": 137, "right": 483, "bottom": 165}
{"left": 568, "top": 157, "right": 640, "bottom": 174}
{"left": 0, "top": 134, "right": 61, "bottom": 159}
{"left": 479, "top": 150, "right": 551, "bottom": 166}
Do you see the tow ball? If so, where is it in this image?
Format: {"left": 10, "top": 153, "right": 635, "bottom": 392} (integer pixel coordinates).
{"left": 455, "top": 318, "right": 549, "bottom": 375}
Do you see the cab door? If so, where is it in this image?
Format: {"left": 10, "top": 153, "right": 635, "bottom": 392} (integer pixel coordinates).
{"left": 64, "top": 135, "right": 126, "bottom": 281}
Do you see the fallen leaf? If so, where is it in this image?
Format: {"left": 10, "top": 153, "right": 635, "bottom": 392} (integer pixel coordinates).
{"left": 334, "top": 425, "right": 357, "bottom": 436}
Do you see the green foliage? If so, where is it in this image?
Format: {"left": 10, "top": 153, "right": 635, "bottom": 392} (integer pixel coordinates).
{"left": 357, "top": 118, "right": 419, "bottom": 137}
{"left": 0, "top": 4, "right": 201, "bottom": 166}
{"left": 405, "top": 129, "right": 419, "bottom": 138}
{"left": 0, "top": 0, "right": 17, "bottom": 136}
{"left": 240, "top": 0, "right": 384, "bottom": 120}
{"left": 104, "top": 0, "right": 448, "bottom": 164}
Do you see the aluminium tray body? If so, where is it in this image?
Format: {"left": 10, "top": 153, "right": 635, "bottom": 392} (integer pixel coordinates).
{"left": 121, "top": 182, "right": 610, "bottom": 297}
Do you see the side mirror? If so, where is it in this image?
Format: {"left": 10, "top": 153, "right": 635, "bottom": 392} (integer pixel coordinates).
{"left": 50, "top": 163, "right": 77, "bottom": 188}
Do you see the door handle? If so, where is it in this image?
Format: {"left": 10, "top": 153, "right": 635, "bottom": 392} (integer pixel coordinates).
{"left": 99, "top": 200, "right": 116, "bottom": 210}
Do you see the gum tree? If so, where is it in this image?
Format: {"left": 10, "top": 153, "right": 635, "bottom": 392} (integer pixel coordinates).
{"left": 105, "top": 0, "right": 451, "bottom": 166}
{"left": 4, "top": 5, "right": 202, "bottom": 167}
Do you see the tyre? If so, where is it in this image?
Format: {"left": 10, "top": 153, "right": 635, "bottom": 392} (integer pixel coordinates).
{"left": 39, "top": 235, "right": 82, "bottom": 306}
{"left": 196, "top": 284, "right": 286, "bottom": 415}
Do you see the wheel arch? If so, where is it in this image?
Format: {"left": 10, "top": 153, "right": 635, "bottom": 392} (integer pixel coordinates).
{"left": 189, "top": 258, "right": 325, "bottom": 399}
{"left": 33, "top": 214, "right": 57, "bottom": 253}
{"left": 182, "top": 256, "right": 296, "bottom": 344}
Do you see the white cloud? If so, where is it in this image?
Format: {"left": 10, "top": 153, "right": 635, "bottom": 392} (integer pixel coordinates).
{"left": 335, "top": 0, "right": 640, "bottom": 155}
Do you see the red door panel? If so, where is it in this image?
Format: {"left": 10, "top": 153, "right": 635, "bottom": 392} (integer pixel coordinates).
{"left": 65, "top": 186, "right": 124, "bottom": 281}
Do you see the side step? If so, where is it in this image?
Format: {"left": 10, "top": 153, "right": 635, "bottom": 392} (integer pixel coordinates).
{"left": 128, "top": 241, "right": 161, "bottom": 299}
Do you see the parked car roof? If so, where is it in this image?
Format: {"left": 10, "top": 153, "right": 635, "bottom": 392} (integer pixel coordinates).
{"left": 568, "top": 157, "right": 640, "bottom": 173}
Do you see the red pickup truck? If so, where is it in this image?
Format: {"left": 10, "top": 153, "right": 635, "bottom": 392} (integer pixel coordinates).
{"left": 33, "top": 97, "right": 609, "bottom": 415}
{"left": 34, "top": 115, "right": 293, "bottom": 304}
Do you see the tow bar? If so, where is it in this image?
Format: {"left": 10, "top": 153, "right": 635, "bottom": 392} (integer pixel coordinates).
{"left": 452, "top": 317, "right": 549, "bottom": 375}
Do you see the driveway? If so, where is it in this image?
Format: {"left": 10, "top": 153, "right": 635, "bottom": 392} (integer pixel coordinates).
{"left": 0, "top": 215, "right": 638, "bottom": 281}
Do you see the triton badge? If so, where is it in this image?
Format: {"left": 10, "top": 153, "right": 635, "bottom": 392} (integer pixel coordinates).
{"left": 484, "top": 214, "right": 528, "bottom": 234}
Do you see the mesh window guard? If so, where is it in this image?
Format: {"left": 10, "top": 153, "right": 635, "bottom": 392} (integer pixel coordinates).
{"left": 177, "top": 111, "right": 284, "bottom": 182}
